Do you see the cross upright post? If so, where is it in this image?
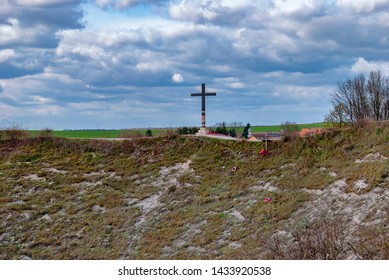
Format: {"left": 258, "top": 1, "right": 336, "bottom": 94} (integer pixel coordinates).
{"left": 191, "top": 83, "right": 216, "bottom": 132}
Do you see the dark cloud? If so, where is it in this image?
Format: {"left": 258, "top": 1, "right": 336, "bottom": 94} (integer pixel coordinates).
{"left": 0, "top": 48, "right": 55, "bottom": 79}
{"left": 0, "top": 0, "right": 84, "bottom": 48}
{"left": 0, "top": 1, "right": 84, "bottom": 78}
{"left": 0, "top": 63, "right": 43, "bottom": 79}
{"left": 19, "top": 6, "right": 84, "bottom": 30}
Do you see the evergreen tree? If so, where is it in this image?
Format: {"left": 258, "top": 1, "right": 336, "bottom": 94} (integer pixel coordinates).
{"left": 242, "top": 123, "right": 251, "bottom": 139}
{"left": 221, "top": 122, "right": 227, "bottom": 135}
{"left": 229, "top": 128, "right": 236, "bottom": 137}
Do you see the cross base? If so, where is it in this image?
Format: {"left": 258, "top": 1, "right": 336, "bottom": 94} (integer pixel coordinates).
{"left": 196, "top": 127, "right": 209, "bottom": 136}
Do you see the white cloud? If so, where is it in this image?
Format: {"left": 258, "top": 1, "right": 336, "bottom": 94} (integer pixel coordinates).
{"left": 115, "top": 0, "right": 138, "bottom": 9}
{"left": 94, "top": 0, "right": 110, "bottom": 8}
{"left": 0, "top": 18, "right": 22, "bottom": 45}
{"left": 0, "top": 49, "right": 16, "bottom": 62}
{"left": 168, "top": 0, "right": 263, "bottom": 27}
{"left": 93, "top": 0, "right": 166, "bottom": 9}
{"left": 271, "top": 0, "right": 322, "bottom": 16}
{"left": 215, "top": 77, "right": 245, "bottom": 89}
{"left": 351, "top": 57, "right": 389, "bottom": 76}
{"left": 337, "top": 0, "right": 389, "bottom": 13}
{"left": 0, "top": 102, "right": 17, "bottom": 120}
{"left": 171, "top": 73, "right": 184, "bottom": 83}
{"left": 28, "top": 105, "right": 64, "bottom": 116}
{"left": 25, "top": 95, "right": 55, "bottom": 105}
{"left": 169, "top": 0, "right": 218, "bottom": 21}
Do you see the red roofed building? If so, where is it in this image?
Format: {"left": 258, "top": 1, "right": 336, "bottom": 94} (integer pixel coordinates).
{"left": 300, "top": 128, "right": 323, "bottom": 137}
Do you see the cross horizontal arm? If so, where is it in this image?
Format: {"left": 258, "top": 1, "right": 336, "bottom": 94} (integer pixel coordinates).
{"left": 191, "top": 93, "right": 217, "bottom": 96}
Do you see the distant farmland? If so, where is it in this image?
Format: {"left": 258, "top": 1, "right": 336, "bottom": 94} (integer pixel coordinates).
{"left": 27, "top": 123, "right": 326, "bottom": 138}
{"left": 29, "top": 129, "right": 172, "bottom": 139}
{"left": 250, "top": 122, "right": 325, "bottom": 132}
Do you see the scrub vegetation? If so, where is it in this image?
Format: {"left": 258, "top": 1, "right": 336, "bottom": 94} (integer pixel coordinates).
{"left": 0, "top": 121, "right": 388, "bottom": 259}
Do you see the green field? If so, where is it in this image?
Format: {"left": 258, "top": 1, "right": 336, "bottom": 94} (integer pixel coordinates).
{"left": 250, "top": 122, "right": 326, "bottom": 133}
{"left": 26, "top": 123, "right": 326, "bottom": 138}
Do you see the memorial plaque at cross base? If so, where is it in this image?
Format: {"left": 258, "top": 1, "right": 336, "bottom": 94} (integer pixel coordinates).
{"left": 191, "top": 83, "right": 216, "bottom": 135}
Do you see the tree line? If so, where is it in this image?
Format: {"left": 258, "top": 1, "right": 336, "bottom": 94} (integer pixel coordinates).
{"left": 209, "top": 122, "right": 237, "bottom": 137}
{"left": 327, "top": 70, "right": 389, "bottom": 126}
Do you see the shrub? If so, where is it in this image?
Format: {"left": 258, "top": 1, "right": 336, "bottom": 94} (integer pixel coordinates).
{"left": 215, "top": 122, "right": 228, "bottom": 135}
{"left": 265, "top": 217, "right": 349, "bottom": 259}
{"left": 176, "top": 127, "right": 199, "bottom": 135}
{"left": 349, "top": 225, "right": 389, "bottom": 259}
{"left": 353, "top": 118, "right": 374, "bottom": 130}
{"left": 280, "top": 121, "right": 299, "bottom": 140}
{"left": 38, "top": 128, "right": 54, "bottom": 138}
{"left": 1, "top": 122, "right": 30, "bottom": 141}
{"left": 6, "top": 129, "right": 30, "bottom": 141}
{"left": 228, "top": 128, "right": 237, "bottom": 137}
{"left": 208, "top": 123, "right": 237, "bottom": 137}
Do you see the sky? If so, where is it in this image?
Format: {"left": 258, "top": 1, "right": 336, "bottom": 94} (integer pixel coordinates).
{"left": 1, "top": 0, "right": 389, "bottom": 130}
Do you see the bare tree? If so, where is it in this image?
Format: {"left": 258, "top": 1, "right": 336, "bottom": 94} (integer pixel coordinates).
{"left": 280, "top": 121, "right": 299, "bottom": 138}
{"left": 325, "top": 103, "right": 349, "bottom": 128}
{"left": 367, "top": 71, "right": 385, "bottom": 121}
{"left": 330, "top": 71, "right": 389, "bottom": 123}
{"left": 384, "top": 77, "right": 389, "bottom": 120}
{"left": 353, "top": 74, "right": 369, "bottom": 120}
{"left": 332, "top": 78, "right": 356, "bottom": 122}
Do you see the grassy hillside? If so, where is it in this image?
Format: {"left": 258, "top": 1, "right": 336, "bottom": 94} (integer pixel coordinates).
{"left": 0, "top": 122, "right": 388, "bottom": 259}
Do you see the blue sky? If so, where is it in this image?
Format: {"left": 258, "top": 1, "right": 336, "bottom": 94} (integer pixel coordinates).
{"left": 1, "top": 0, "right": 389, "bottom": 129}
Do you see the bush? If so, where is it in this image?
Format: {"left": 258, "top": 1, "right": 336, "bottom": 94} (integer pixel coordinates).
{"left": 265, "top": 217, "right": 349, "bottom": 259}
{"left": 215, "top": 122, "right": 228, "bottom": 135}
{"left": 176, "top": 127, "right": 199, "bottom": 135}
{"left": 38, "top": 128, "right": 54, "bottom": 138}
{"left": 208, "top": 122, "right": 238, "bottom": 137}
{"left": 0, "top": 122, "right": 30, "bottom": 141}
{"left": 5, "top": 129, "right": 30, "bottom": 140}
{"left": 228, "top": 128, "right": 237, "bottom": 137}
{"left": 280, "top": 121, "right": 299, "bottom": 141}
{"left": 353, "top": 118, "right": 374, "bottom": 130}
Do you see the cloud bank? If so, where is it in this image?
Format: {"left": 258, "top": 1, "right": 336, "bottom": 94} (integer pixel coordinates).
{"left": 1, "top": 0, "right": 389, "bottom": 129}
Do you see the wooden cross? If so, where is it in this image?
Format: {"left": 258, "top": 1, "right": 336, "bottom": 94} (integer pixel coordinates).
{"left": 191, "top": 83, "right": 216, "bottom": 128}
